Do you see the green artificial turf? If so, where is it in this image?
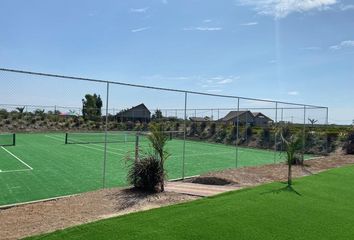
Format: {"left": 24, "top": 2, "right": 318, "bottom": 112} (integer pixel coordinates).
{"left": 0, "top": 132, "right": 310, "bottom": 206}
{"left": 27, "top": 165, "right": 354, "bottom": 240}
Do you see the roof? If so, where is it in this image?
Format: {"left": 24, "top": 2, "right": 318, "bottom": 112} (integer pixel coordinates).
{"left": 221, "top": 111, "right": 252, "bottom": 122}
{"left": 189, "top": 117, "right": 210, "bottom": 122}
{"left": 252, "top": 112, "right": 273, "bottom": 121}
{"left": 117, "top": 103, "right": 151, "bottom": 116}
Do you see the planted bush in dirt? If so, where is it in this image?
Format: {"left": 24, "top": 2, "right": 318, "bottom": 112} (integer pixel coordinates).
{"left": 346, "top": 132, "right": 354, "bottom": 154}
{"left": 127, "top": 154, "right": 164, "bottom": 192}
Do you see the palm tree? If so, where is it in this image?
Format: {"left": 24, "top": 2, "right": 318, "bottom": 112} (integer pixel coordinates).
{"left": 147, "top": 123, "right": 170, "bottom": 191}
{"left": 280, "top": 132, "right": 302, "bottom": 187}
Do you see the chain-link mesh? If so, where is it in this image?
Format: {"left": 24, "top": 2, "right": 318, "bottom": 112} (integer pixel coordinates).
{"left": 0, "top": 68, "right": 328, "bottom": 206}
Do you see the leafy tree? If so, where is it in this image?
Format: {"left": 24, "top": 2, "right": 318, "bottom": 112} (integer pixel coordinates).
{"left": 82, "top": 94, "right": 103, "bottom": 120}
{"left": 152, "top": 109, "right": 163, "bottom": 120}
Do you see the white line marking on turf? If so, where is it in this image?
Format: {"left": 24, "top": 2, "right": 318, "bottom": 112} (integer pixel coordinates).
{"left": 1, "top": 146, "right": 33, "bottom": 170}
{"left": 0, "top": 169, "right": 32, "bottom": 173}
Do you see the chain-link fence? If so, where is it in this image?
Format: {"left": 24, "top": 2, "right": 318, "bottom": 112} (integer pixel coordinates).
{"left": 0, "top": 68, "right": 329, "bottom": 206}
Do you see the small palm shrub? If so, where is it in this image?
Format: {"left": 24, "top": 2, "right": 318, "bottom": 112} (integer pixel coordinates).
{"left": 278, "top": 125, "right": 302, "bottom": 187}
{"left": 126, "top": 123, "right": 170, "bottom": 192}
{"left": 346, "top": 131, "right": 354, "bottom": 154}
{"left": 127, "top": 154, "right": 164, "bottom": 192}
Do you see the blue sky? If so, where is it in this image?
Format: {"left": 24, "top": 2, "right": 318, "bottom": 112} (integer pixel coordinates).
{"left": 0, "top": 0, "right": 353, "bottom": 124}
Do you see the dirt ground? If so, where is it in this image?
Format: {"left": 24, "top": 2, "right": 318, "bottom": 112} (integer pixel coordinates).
{"left": 191, "top": 154, "right": 354, "bottom": 187}
{"left": 0, "top": 189, "right": 198, "bottom": 240}
{"left": 1, "top": 154, "right": 354, "bottom": 240}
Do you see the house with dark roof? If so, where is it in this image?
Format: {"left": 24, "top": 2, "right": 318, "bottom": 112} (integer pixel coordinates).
{"left": 116, "top": 103, "right": 151, "bottom": 123}
{"left": 220, "top": 111, "right": 273, "bottom": 127}
{"left": 219, "top": 111, "right": 254, "bottom": 125}
{"left": 252, "top": 112, "right": 274, "bottom": 127}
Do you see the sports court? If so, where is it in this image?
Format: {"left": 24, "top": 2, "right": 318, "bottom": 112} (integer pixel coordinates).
{"left": 0, "top": 132, "right": 311, "bottom": 206}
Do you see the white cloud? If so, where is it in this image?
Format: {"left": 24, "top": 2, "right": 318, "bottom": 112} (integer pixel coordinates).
{"left": 217, "top": 79, "right": 233, "bottom": 84}
{"left": 288, "top": 91, "right": 299, "bottom": 96}
{"left": 130, "top": 7, "right": 149, "bottom": 13}
{"left": 183, "top": 26, "right": 222, "bottom": 31}
{"left": 131, "top": 27, "right": 150, "bottom": 33}
{"left": 340, "top": 4, "right": 354, "bottom": 10}
{"left": 238, "top": 0, "right": 337, "bottom": 18}
{"left": 161, "top": 0, "right": 168, "bottom": 4}
{"left": 330, "top": 40, "right": 354, "bottom": 50}
{"left": 203, "top": 19, "right": 212, "bottom": 23}
{"left": 240, "top": 22, "right": 258, "bottom": 26}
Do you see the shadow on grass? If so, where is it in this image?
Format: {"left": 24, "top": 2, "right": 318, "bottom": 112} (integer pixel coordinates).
{"left": 260, "top": 183, "right": 302, "bottom": 196}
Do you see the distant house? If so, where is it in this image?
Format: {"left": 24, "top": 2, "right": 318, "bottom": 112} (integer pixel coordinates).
{"left": 220, "top": 111, "right": 273, "bottom": 127}
{"left": 219, "top": 111, "right": 254, "bottom": 125}
{"left": 116, "top": 103, "right": 151, "bottom": 123}
{"left": 189, "top": 117, "right": 211, "bottom": 122}
{"left": 252, "top": 112, "right": 274, "bottom": 127}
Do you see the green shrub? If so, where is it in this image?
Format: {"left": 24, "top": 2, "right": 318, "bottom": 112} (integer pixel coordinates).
{"left": 209, "top": 123, "right": 216, "bottom": 136}
{"left": 127, "top": 154, "right": 164, "bottom": 192}
{"left": 346, "top": 132, "right": 354, "bottom": 154}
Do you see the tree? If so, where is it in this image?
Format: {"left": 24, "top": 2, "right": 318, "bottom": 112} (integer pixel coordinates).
{"left": 308, "top": 118, "right": 318, "bottom": 129}
{"left": 82, "top": 94, "right": 103, "bottom": 120}
{"left": 16, "top": 107, "right": 25, "bottom": 113}
{"left": 278, "top": 125, "right": 302, "bottom": 187}
{"left": 152, "top": 109, "right": 163, "bottom": 120}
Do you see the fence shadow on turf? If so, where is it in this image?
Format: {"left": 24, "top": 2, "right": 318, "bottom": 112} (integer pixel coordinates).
{"left": 260, "top": 183, "right": 302, "bottom": 196}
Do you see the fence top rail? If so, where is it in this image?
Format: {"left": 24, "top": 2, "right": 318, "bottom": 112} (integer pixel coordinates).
{"left": 0, "top": 103, "right": 326, "bottom": 111}
{"left": 0, "top": 68, "right": 327, "bottom": 109}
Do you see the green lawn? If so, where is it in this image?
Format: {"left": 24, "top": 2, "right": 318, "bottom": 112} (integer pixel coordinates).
{"left": 27, "top": 165, "right": 354, "bottom": 240}
{"left": 0, "top": 132, "right": 309, "bottom": 206}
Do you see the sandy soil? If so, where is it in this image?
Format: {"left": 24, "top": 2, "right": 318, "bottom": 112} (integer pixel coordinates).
{"left": 1, "top": 154, "right": 354, "bottom": 240}
{"left": 0, "top": 189, "right": 198, "bottom": 240}
{"left": 190, "top": 154, "right": 354, "bottom": 187}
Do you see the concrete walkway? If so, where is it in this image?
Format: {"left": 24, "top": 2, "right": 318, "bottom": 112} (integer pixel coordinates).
{"left": 165, "top": 182, "right": 241, "bottom": 197}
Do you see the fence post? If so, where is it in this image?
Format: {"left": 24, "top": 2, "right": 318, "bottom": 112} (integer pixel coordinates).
{"left": 102, "top": 82, "right": 109, "bottom": 188}
{"left": 182, "top": 92, "right": 188, "bottom": 179}
{"left": 302, "top": 105, "right": 306, "bottom": 162}
{"left": 274, "top": 102, "right": 278, "bottom": 163}
{"left": 236, "top": 98, "right": 240, "bottom": 168}
{"left": 325, "top": 107, "right": 329, "bottom": 154}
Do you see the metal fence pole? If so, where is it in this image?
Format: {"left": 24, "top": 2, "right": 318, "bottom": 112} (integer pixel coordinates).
{"left": 325, "top": 107, "right": 329, "bottom": 154}
{"left": 103, "top": 82, "right": 110, "bottom": 188}
{"left": 302, "top": 105, "right": 306, "bottom": 161}
{"left": 236, "top": 98, "right": 240, "bottom": 168}
{"left": 274, "top": 102, "right": 278, "bottom": 163}
{"left": 182, "top": 92, "right": 188, "bottom": 179}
